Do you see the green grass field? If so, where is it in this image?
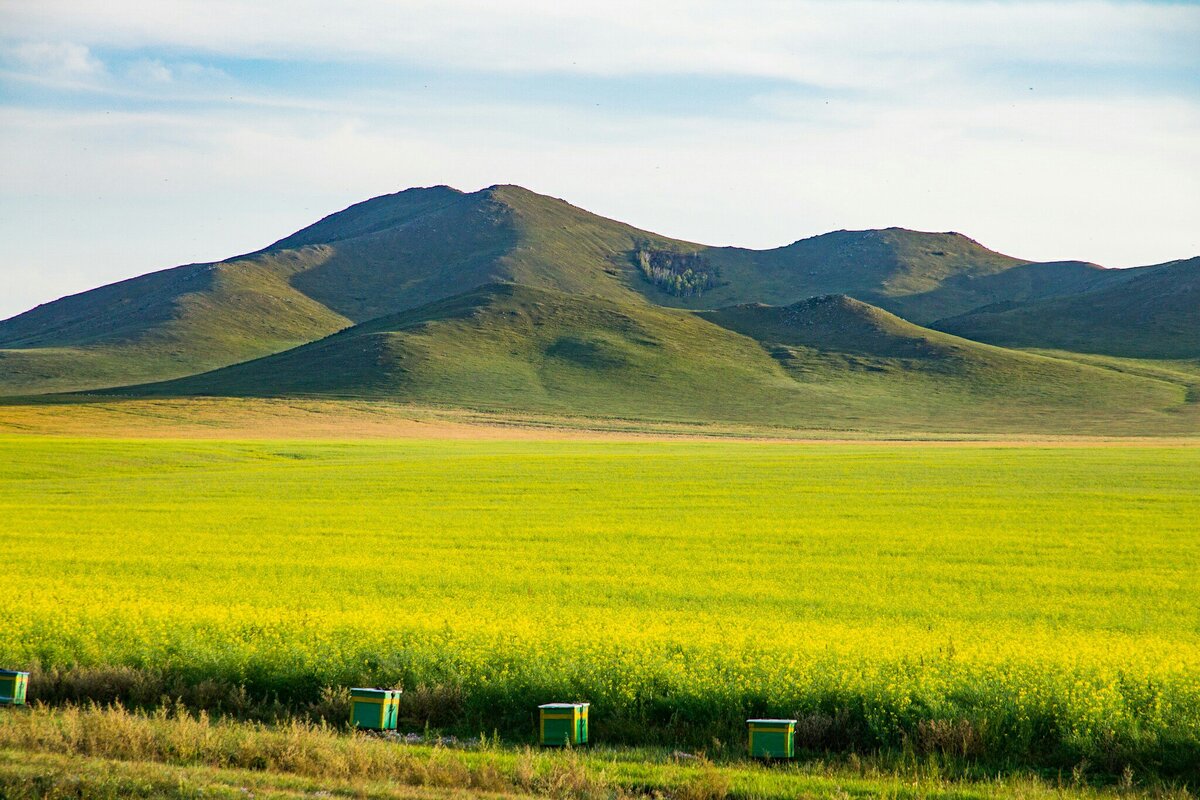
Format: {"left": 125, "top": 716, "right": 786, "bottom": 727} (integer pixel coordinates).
{"left": 3, "top": 435, "right": 1198, "bottom": 782}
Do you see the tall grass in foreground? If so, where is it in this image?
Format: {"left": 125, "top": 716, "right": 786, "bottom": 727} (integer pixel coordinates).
{"left": 2, "top": 439, "right": 1199, "bottom": 777}
{"left": 2, "top": 704, "right": 1192, "bottom": 800}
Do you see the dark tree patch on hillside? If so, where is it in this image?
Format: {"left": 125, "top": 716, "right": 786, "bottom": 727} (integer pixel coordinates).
{"left": 632, "top": 244, "right": 719, "bottom": 297}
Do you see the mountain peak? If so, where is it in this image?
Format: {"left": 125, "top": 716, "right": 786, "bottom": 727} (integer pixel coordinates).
{"left": 474, "top": 183, "right": 593, "bottom": 216}
{"left": 479, "top": 183, "right": 531, "bottom": 194}
{"left": 266, "top": 184, "right": 467, "bottom": 251}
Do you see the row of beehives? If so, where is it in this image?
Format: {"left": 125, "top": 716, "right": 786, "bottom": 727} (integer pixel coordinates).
{"left": 0, "top": 676, "right": 795, "bottom": 760}
{"left": 350, "top": 688, "right": 799, "bottom": 759}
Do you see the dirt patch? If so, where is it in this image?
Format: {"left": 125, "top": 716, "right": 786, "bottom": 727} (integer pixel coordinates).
{"left": 0, "top": 397, "right": 1196, "bottom": 446}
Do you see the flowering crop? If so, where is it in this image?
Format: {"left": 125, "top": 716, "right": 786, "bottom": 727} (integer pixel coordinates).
{"left": 1, "top": 438, "right": 1197, "bottom": 773}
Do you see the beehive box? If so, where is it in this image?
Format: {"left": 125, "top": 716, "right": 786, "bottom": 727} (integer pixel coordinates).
{"left": 0, "top": 670, "right": 28, "bottom": 706}
{"left": 747, "top": 718, "right": 796, "bottom": 759}
{"left": 538, "top": 702, "right": 589, "bottom": 746}
{"left": 349, "top": 688, "right": 400, "bottom": 730}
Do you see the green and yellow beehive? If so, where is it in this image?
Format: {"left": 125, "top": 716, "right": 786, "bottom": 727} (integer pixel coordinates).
{"left": 0, "top": 670, "right": 28, "bottom": 706}
{"left": 538, "top": 702, "right": 589, "bottom": 746}
{"left": 747, "top": 718, "right": 796, "bottom": 759}
{"left": 349, "top": 688, "right": 400, "bottom": 730}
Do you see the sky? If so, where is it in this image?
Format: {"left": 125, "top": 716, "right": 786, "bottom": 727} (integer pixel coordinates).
{"left": 1, "top": 1, "right": 1198, "bottom": 321}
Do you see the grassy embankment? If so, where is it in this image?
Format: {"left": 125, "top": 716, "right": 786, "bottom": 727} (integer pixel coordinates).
{"left": 0, "top": 704, "right": 1188, "bottom": 800}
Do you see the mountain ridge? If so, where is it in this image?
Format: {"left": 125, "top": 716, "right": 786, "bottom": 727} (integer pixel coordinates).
{"left": 1, "top": 183, "right": 1195, "bottom": 436}
{"left": 935, "top": 256, "right": 1200, "bottom": 359}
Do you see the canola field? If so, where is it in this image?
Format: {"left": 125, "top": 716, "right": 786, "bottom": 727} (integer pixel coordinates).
{"left": 1, "top": 437, "right": 1198, "bottom": 774}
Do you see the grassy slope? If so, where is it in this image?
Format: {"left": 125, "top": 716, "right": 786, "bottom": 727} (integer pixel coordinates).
{"left": 0, "top": 185, "right": 696, "bottom": 397}
{"left": 0, "top": 252, "right": 350, "bottom": 394}
{"left": 0, "top": 186, "right": 694, "bottom": 398}
{"left": 0, "top": 188, "right": 494, "bottom": 395}
{"left": 109, "top": 283, "right": 804, "bottom": 423}
{"left": 275, "top": 184, "right": 677, "bottom": 321}
{"left": 109, "top": 284, "right": 1189, "bottom": 435}
{"left": 701, "top": 294, "right": 975, "bottom": 359}
{"left": 1028, "top": 350, "right": 1200, "bottom": 390}
{"left": 935, "top": 257, "right": 1200, "bottom": 359}
{"left": 701, "top": 295, "right": 1195, "bottom": 433}
{"left": 7, "top": 183, "right": 1187, "bottom": 404}
{"left": 1019, "top": 350, "right": 1200, "bottom": 432}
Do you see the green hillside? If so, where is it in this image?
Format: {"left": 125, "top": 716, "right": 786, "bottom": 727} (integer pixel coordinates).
{"left": 656, "top": 230, "right": 1144, "bottom": 323}
{"left": 0, "top": 255, "right": 349, "bottom": 395}
{"left": 697, "top": 294, "right": 1192, "bottom": 432}
{"left": 3, "top": 183, "right": 1196, "bottom": 434}
{"left": 111, "top": 283, "right": 798, "bottom": 423}
{"left": 5, "top": 183, "right": 1178, "bottom": 399}
{"left": 936, "top": 257, "right": 1200, "bottom": 359}
{"left": 277, "top": 185, "right": 693, "bottom": 320}
{"left": 114, "top": 283, "right": 1190, "bottom": 435}
{"left": 658, "top": 228, "right": 1026, "bottom": 322}
{"left": 0, "top": 185, "right": 695, "bottom": 395}
{"left": 672, "top": 233, "right": 1154, "bottom": 326}
{"left": 700, "top": 294, "right": 962, "bottom": 359}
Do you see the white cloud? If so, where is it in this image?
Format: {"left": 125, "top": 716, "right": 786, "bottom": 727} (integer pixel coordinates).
{"left": 1, "top": 88, "right": 1195, "bottom": 279}
{"left": 126, "top": 58, "right": 173, "bottom": 83}
{"left": 122, "top": 58, "right": 229, "bottom": 85}
{"left": 174, "top": 62, "right": 230, "bottom": 82}
{"left": 7, "top": 40, "right": 105, "bottom": 82}
{"left": 4, "top": 1, "right": 1197, "bottom": 88}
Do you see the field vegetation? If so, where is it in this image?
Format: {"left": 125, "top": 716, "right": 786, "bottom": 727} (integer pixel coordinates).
{"left": 2, "top": 703, "right": 1186, "bottom": 799}
{"left": 2, "top": 435, "right": 1198, "bottom": 783}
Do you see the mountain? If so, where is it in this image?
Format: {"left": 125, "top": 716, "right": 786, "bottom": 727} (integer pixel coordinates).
{"left": 671, "top": 229, "right": 1027, "bottom": 323}
{"left": 262, "top": 184, "right": 693, "bottom": 320}
{"left": 107, "top": 283, "right": 1188, "bottom": 435}
{"left": 1, "top": 183, "right": 1195, "bottom": 435}
{"left": 935, "top": 257, "right": 1200, "bottom": 359}
{"left": 0, "top": 185, "right": 694, "bottom": 395}
{"left": 1, "top": 183, "right": 1156, "bottom": 397}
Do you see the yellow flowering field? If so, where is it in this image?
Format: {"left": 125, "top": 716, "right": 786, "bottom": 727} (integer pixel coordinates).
{"left": 1, "top": 437, "right": 1198, "bottom": 773}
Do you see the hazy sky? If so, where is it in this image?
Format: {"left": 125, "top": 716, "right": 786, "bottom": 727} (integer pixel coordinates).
{"left": 2, "top": 1, "right": 1198, "bottom": 320}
